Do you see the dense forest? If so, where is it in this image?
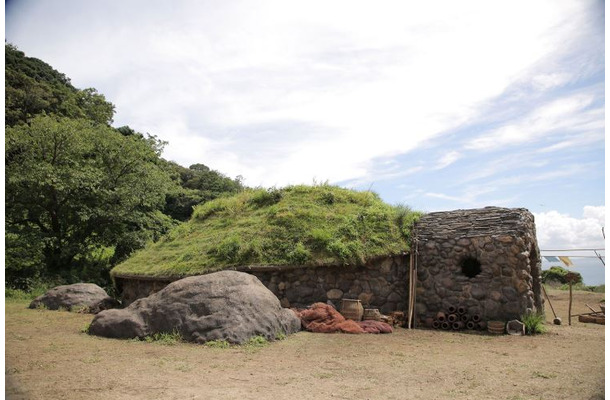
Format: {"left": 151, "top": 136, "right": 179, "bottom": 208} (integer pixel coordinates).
{"left": 5, "top": 44, "right": 244, "bottom": 292}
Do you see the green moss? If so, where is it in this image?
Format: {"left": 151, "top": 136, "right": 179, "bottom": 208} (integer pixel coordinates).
{"left": 111, "top": 184, "right": 421, "bottom": 278}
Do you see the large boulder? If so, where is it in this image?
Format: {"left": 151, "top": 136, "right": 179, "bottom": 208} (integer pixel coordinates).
{"left": 29, "top": 283, "right": 118, "bottom": 313}
{"left": 89, "top": 271, "right": 301, "bottom": 344}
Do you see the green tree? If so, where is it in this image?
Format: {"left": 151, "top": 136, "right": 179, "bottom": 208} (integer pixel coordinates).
{"left": 6, "top": 116, "right": 175, "bottom": 285}
{"left": 162, "top": 162, "right": 243, "bottom": 221}
{"left": 5, "top": 44, "right": 114, "bottom": 126}
{"left": 542, "top": 265, "right": 583, "bottom": 285}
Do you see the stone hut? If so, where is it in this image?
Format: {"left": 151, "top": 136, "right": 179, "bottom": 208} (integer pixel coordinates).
{"left": 412, "top": 207, "right": 543, "bottom": 323}
{"left": 114, "top": 201, "right": 544, "bottom": 325}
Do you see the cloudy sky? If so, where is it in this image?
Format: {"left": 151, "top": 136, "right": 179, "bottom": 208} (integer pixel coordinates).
{"left": 6, "top": 0, "right": 605, "bottom": 281}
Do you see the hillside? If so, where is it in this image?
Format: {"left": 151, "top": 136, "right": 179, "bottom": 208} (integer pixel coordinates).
{"left": 111, "top": 185, "right": 421, "bottom": 279}
{"left": 5, "top": 43, "right": 115, "bottom": 126}
{"left": 5, "top": 45, "right": 243, "bottom": 290}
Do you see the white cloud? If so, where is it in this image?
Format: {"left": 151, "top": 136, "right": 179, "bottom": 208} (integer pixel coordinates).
{"left": 465, "top": 92, "right": 603, "bottom": 151}
{"left": 534, "top": 206, "right": 605, "bottom": 250}
{"left": 6, "top": 0, "right": 602, "bottom": 187}
{"left": 530, "top": 72, "right": 572, "bottom": 91}
{"left": 434, "top": 151, "right": 461, "bottom": 170}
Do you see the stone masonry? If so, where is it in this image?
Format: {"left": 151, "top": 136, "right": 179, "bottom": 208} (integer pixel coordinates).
{"left": 413, "top": 207, "right": 543, "bottom": 323}
{"left": 116, "top": 255, "right": 409, "bottom": 315}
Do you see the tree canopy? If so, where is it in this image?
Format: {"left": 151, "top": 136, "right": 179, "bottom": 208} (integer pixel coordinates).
{"left": 6, "top": 116, "right": 175, "bottom": 285}
{"left": 5, "top": 43, "right": 115, "bottom": 126}
{"left": 5, "top": 45, "right": 244, "bottom": 290}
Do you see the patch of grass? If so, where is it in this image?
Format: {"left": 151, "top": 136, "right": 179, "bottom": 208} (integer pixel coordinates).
{"left": 313, "top": 371, "right": 334, "bottom": 379}
{"left": 205, "top": 339, "right": 231, "bottom": 349}
{"left": 275, "top": 331, "right": 287, "bottom": 341}
{"left": 5, "top": 288, "right": 34, "bottom": 301}
{"left": 143, "top": 329, "right": 183, "bottom": 345}
{"left": 244, "top": 335, "right": 269, "bottom": 348}
{"left": 558, "top": 283, "right": 605, "bottom": 293}
{"left": 80, "top": 323, "right": 91, "bottom": 334}
{"left": 532, "top": 370, "right": 557, "bottom": 379}
{"left": 5, "top": 279, "right": 54, "bottom": 301}
{"left": 521, "top": 311, "right": 547, "bottom": 335}
{"left": 240, "top": 335, "right": 270, "bottom": 354}
{"left": 112, "top": 185, "right": 421, "bottom": 279}
{"left": 81, "top": 355, "right": 101, "bottom": 364}
{"left": 248, "top": 187, "right": 283, "bottom": 208}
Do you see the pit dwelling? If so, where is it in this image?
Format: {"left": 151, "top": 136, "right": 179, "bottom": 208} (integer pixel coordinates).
{"left": 113, "top": 206, "right": 544, "bottom": 325}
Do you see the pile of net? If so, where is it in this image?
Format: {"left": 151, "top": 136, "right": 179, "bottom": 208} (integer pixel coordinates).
{"left": 297, "top": 302, "right": 393, "bottom": 334}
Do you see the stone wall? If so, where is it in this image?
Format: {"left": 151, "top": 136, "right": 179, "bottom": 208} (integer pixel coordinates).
{"left": 115, "top": 255, "right": 409, "bottom": 314}
{"left": 116, "top": 277, "right": 174, "bottom": 306}
{"left": 413, "top": 207, "right": 543, "bottom": 323}
{"left": 248, "top": 255, "right": 408, "bottom": 313}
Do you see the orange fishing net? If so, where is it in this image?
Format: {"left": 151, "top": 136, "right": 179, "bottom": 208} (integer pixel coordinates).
{"left": 297, "top": 303, "right": 393, "bottom": 334}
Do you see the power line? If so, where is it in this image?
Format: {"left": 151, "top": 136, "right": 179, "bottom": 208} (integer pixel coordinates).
{"left": 540, "top": 248, "right": 604, "bottom": 252}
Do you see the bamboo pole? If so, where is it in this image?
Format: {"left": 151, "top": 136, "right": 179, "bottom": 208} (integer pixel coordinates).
{"left": 407, "top": 251, "right": 414, "bottom": 329}
{"left": 585, "top": 303, "right": 600, "bottom": 314}
{"left": 541, "top": 284, "right": 558, "bottom": 318}
{"left": 571, "top": 311, "right": 604, "bottom": 317}
{"left": 568, "top": 279, "right": 572, "bottom": 326}
{"left": 412, "top": 240, "right": 418, "bottom": 328}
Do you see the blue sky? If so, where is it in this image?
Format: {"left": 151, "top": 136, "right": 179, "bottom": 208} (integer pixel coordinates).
{"left": 5, "top": 0, "right": 606, "bottom": 282}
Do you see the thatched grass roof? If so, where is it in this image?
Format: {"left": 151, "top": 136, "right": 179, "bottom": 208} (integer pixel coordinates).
{"left": 111, "top": 184, "right": 420, "bottom": 279}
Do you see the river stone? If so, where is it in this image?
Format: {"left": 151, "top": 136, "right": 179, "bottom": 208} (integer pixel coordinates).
{"left": 326, "top": 288, "right": 343, "bottom": 300}
{"left": 29, "top": 283, "right": 118, "bottom": 313}
{"left": 88, "top": 271, "right": 301, "bottom": 344}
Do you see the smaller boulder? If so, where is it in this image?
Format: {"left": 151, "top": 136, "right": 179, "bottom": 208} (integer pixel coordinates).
{"left": 29, "top": 283, "right": 118, "bottom": 313}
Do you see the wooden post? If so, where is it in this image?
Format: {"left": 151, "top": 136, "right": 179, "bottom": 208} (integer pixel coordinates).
{"left": 407, "top": 251, "right": 414, "bottom": 329}
{"left": 568, "top": 279, "right": 572, "bottom": 326}
{"left": 412, "top": 240, "right": 418, "bottom": 328}
{"left": 565, "top": 272, "right": 579, "bottom": 326}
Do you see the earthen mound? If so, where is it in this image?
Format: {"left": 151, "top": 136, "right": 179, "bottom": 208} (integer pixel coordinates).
{"left": 88, "top": 271, "right": 301, "bottom": 344}
{"left": 29, "top": 283, "right": 118, "bottom": 313}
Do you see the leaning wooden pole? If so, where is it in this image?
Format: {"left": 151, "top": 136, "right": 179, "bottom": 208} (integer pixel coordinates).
{"left": 407, "top": 250, "right": 414, "bottom": 329}
{"left": 568, "top": 279, "right": 572, "bottom": 326}
{"left": 412, "top": 239, "right": 418, "bottom": 328}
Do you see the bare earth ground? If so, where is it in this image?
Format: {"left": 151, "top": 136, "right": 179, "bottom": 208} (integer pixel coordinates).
{"left": 5, "top": 289, "right": 604, "bottom": 400}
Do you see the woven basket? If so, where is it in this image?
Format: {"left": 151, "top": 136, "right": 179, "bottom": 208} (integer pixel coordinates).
{"left": 487, "top": 320, "right": 505, "bottom": 334}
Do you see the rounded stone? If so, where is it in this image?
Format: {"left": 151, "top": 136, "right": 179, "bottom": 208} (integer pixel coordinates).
{"left": 502, "top": 287, "right": 518, "bottom": 301}
{"left": 471, "top": 285, "right": 487, "bottom": 300}
{"left": 29, "top": 283, "right": 117, "bottom": 313}
{"left": 326, "top": 288, "right": 343, "bottom": 300}
{"left": 490, "top": 291, "right": 502, "bottom": 301}
{"left": 358, "top": 292, "right": 373, "bottom": 305}
{"left": 387, "top": 291, "right": 403, "bottom": 302}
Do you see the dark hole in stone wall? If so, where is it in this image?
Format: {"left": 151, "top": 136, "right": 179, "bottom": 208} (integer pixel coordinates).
{"left": 460, "top": 256, "right": 482, "bottom": 278}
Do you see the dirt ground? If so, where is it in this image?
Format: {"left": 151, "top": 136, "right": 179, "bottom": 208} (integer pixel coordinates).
{"left": 5, "top": 288, "right": 605, "bottom": 400}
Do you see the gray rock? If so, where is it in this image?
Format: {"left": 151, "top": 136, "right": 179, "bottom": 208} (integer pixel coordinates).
{"left": 29, "top": 283, "right": 117, "bottom": 313}
{"left": 89, "top": 271, "right": 301, "bottom": 344}
{"left": 470, "top": 285, "right": 487, "bottom": 300}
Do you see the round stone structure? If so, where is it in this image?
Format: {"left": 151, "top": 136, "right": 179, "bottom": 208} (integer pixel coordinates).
{"left": 412, "top": 207, "right": 544, "bottom": 323}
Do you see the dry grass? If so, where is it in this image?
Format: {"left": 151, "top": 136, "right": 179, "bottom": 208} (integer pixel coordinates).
{"left": 5, "top": 288, "right": 604, "bottom": 400}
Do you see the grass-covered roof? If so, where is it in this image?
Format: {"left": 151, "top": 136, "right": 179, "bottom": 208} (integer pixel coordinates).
{"left": 111, "top": 185, "right": 421, "bottom": 279}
